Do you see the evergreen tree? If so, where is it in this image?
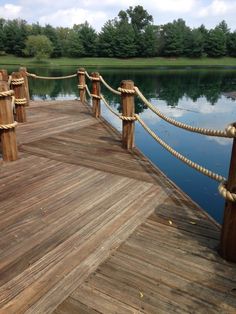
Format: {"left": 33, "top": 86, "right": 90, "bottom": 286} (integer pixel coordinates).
{"left": 227, "top": 31, "right": 236, "bottom": 57}
{"left": 4, "top": 19, "right": 28, "bottom": 56}
{"left": 66, "top": 28, "right": 84, "bottom": 57}
{"left": 77, "top": 22, "right": 97, "bottom": 57}
{"left": 0, "top": 18, "right": 6, "bottom": 54}
{"left": 206, "top": 27, "right": 226, "bottom": 57}
{"left": 43, "top": 24, "right": 62, "bottom": 57}
{"left": 114, "top": 19, "right": 137, "bottom": 58}
{"left": 184, "top": 29, "right": 204, "bottom": 57}
{"left": 98, "top": 20, "right": 117, "bottom": 57}
{"left": 139, "top": 25, "right": 158, "bottom": 57}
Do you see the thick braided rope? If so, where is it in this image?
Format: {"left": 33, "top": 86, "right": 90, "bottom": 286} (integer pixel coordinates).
{"left": 0, "top": 90, "right": 14, "bottom": 97}
{"left": 99, "top": 76, "right": 121, "bottom": 95}
{"left": 134, "top": 87, "right": 236, "bottom": 138}
{"left": 15, "top": 98, "right": 27, "bottom": 105}
{"left": 101, "top": 94, "right": 136, "bottom": 121}
{"left": 136, "top": 115, "right": 226, "bottom": 182}
{"left": 218, "top": 181, "right": 236, "bottom": 202}
{"left": 85, "top": 85, "right": 92, "bottom": 98}
{"left": 0, "top": 121, "right": 18, "bottom": 130}
{"left": 84, "top": 71, "right": 92, "bottom": 80}
{"left": 11, "top": 78, "right": 25, "bottom": 85}
{"left": 26, "top": 72, "right": 77, "bottom": 80}
{"left": 118, "top": 87, "right": 136, "bottom": 94}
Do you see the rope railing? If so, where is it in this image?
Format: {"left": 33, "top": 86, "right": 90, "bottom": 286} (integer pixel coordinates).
{"left": 134, "top": 86, "right": 236, "bottom": 138}
{"left": 101, "top": 94, "right": 136, "bottom": 121}
{"left": 99, "top": 75, "right": 121, "bottom": 96}
{"left": 26, "top": 72, "right": 77, "bottom": 80}
{"left": 135, "top": 115, "right": 226, "bottom": 183}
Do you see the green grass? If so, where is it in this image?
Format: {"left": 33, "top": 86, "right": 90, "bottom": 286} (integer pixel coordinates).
{"left": 0, "top": 55, "right": 236, "bottom": 68}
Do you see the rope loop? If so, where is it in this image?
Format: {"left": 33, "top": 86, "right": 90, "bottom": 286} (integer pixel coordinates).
{"left": 78, "top": 71, "right": 85, "bottom": 75}
{"left": 0, "top": 90, "right": 14, "bottom": 97}
{"left": 26, "top": 72, "right": 77, "bottom": 80}
{"left": 0, "top": 121, "right": 18, "bottom": 130}
{"left": 119, "top": 115, "right": 137, "bottom": 121}
{"left": 118, "top": 87, "right": 136, "bottom": 95}
{"left": 15, "top": 98, "right": 27, "bottom": 105}
{"left": 78, "top": 84, "right": 86, "bottom": 90}
{"left": 218, "top": 181, "right": 236, "bottom": 202}
{"left": 91, "top": 77, "right": 100, "bottom": 81}
{"left": 11, "top": 78, "right": 24, "bottom": 85}
{"left": 91, "top": 94, "right": 101, "bottom": 99}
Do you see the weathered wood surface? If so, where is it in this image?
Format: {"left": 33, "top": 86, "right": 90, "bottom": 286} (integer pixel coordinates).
{"left": 0, "top": 100, "right": 235, "bottom": 314}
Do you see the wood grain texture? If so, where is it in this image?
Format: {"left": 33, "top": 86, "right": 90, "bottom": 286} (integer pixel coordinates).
{"left": 0, "top": 99, "right": 235, "bottom": 314}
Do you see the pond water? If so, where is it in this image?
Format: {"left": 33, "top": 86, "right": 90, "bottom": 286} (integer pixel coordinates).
{"left": 4, "top": 66, "right": 236, "bottom": 223}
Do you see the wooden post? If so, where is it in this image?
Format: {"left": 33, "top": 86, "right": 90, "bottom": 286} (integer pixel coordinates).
{"left": 11, "top": 72, "right": 27, "bottom": 123}
{"left": 0, "top": 80, "right": 18, "bottom": 161}
{"left": 77, "top": 68, "right": 86, "bottom": 103}
{"left": 91, "top": 72, "right": 101, "bottom": 118}
{"left": 0, "top": 69, "right": 8, "bottom": 82}
{"left": 19, "top": 67, "right": 30, "bottom": 106}
{"left": 219, "top": 124, "right": 236, "bottom": 262}
{"left": 120, "top": 80, "right": 135, "bottom": 149}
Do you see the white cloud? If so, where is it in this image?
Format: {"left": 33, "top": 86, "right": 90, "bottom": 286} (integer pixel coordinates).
{"left": 0, "top": 3, "right": 22, "bottom": 19}
{"left": 198, "top": 0, "right": 236, "bottom": 17}
{"left": 152, "top": 0, "right": 196, "bottom": 13}
{"left": 39, "top": 8, "right": 107, "bottom": 28}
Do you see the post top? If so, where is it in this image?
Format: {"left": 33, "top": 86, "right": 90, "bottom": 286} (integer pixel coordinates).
{"left": 121, "top": 80, "right": 134, "bottom": 89}
{"left": 78, "top": 67, "right": 85, "bottom": 72}
{"left": 91, "top": 72, "right": 100, "bottom": 77}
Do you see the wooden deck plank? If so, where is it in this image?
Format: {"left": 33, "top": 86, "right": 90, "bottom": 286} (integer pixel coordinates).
{"left": 0, "top": 100, "right": 235, "bottom": 314}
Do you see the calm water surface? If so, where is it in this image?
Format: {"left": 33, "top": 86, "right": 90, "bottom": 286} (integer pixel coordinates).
{"left": 5, "top": 66, "right": 236, "bottom": 223}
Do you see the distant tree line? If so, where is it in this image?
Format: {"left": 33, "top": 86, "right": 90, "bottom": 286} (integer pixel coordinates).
{"left": 0, "top": 5, "right": 236, "bottom": 59}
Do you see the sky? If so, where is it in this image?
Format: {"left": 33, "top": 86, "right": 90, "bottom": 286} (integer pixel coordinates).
{"left": 0, "top": 0, "right": 236, "bottom": 31}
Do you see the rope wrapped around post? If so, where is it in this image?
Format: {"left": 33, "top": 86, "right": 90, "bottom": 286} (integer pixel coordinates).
{"left": 11, "top": 72, "right": 27, "bottom": 123}
{"left": 91, "top": 72, "right": 101, "bottom": 118}
{"left": 77, "top": 68, "right": 86, "bottom": 103}
{"left": 0, "top": 80, "right": 18, "bottom": 161}
{"left": 120, "top": 80, "right": 135, "bottom": 149}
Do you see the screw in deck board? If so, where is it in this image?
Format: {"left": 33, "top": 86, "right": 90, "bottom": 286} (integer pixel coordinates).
{"left": 91, "top": 72, "right": 101, "bottom": 118}
{"left": 0, "top": 79, "right": 18, "bottom": 161}
{"left": 120, "top": 80, "right": 135, "bottom": 149}
{"left": 19, "top": 67, "right": 30, "bottom": 106}
{"left": 11, "top": 72, "right": 27, "bottom": 123}
{"left": 77, "top": 68, "right": 86, "bottom": 104}
{"left": 219, "top": 123, "right": 236, "bottom": 262}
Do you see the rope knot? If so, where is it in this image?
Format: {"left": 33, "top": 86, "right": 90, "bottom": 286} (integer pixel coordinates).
{"left": 15, "top": 98, "right": 27, "bottom": 105}
{"left": 0, "top": 90, "right": 14, "bottom": 97}
{"left": 78, "top": 84, "right": 85, "bottom": 90}
{"left": 218, "top": 181, "right": 236, "bottom": 202}
{"left": 118, "top": 87, "right": 136, "bottom": 95}
{"left": 11, "top": 78, "right": 25, "bottom": 85}
{"left": 119, "top": 115, "right": 137, "bottom": 121}
{"left": 225, "top": 124, "right": 236, "bottom": 137}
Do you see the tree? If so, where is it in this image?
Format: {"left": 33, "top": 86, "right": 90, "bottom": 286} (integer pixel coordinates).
{"left": 184, "top": 29, "right": 204, "bottom": 57}
{"left": 227, "top": 31, "right": 236, "bottom": 57}
{"left": 206, "top": 27, "right": 226, "bottom": 57}
{"left": 160, "top": 19, "right": 190, "bottom": 56}
{"left": 126, "top": 5, "right": 153, "bottom": 32}
{"left": 66, "top": 28, "right": 84, "bottom": 57}
{"left": 0, "top": 18, "right": 6, "bottom": 54}
{"left": 4, "top": 19, "right": 28, "bottom": 56}
{"left": 77, "top": 22, "right": 97, "bottom": 57}
{"left": 43, "top": 24, "right": 62, "bottom": 57}
{"left": 114, "top": 19, "right": 137, "bottom": 58}
{"left": 98, "top": 20, "right": 117, "bottom": 57}
{"left": 139, "top": 25, "right": 159, "bottom": 57}
{"left": 24, "top": 35, "right": 53, "bottom": 60}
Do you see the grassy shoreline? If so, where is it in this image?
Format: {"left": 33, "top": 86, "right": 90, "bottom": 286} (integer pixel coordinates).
{"left": 1, "top": 55, "right": 236, "bottom": 68}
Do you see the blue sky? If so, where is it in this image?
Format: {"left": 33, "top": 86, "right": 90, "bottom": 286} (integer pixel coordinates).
{"left": 0, "top": 0, "right": 236, "bottom": 31}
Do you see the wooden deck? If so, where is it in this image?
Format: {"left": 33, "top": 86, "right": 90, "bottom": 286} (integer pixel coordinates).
{"left": 0, "top": 100, "right": 236, "bottom": 314}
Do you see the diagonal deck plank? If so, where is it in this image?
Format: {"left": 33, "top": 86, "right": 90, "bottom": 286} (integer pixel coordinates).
{"left": 0, "top": 100, "right": 235, "bottom": 314}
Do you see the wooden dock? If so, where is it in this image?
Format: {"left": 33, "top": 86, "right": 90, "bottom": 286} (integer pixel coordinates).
{"left": 0, "top": 100, "right": 236, "bottom": 314}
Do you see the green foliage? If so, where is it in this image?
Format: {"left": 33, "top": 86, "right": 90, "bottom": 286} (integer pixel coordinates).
{"left": 98, "top": 21, "right": 117, "bottom": 57}
{"left": 0, "top": 9, "right": 235, "bottom": 59}
{"left": 227, "top": 32, "right": 236, "bottom": 57}
{"left": 24, "top": 35, "right": 53, "bottom": 60}
{"left": 206, "top": 28, "right": 226, "bottom": 57}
